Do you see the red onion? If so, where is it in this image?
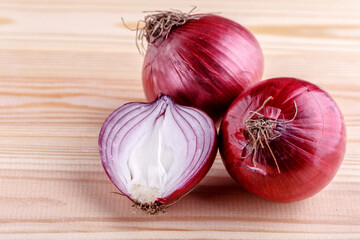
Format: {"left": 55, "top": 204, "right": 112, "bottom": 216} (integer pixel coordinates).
{"left": 139, "top": 9, "right": 264, "bottom": 122}
{"left": 99, "top": 95, "right": 217, "bottom": 213}
{"left": 219, "top": 77, "right": 346, "bottom": 203}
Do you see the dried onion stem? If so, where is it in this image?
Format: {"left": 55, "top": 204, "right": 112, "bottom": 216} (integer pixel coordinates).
{"left": 122, "top": 7, "right": 208, "bottom": 54}
{"left": 239, "top": 96, "right": 298, "bottom": 173}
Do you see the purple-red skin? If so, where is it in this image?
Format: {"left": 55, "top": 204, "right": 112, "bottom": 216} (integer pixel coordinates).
{"left": 142, "top": 15, "right": 264, "bottom": 123}
{"left": 219, "top": 77, "right": 346, "bottom": 203}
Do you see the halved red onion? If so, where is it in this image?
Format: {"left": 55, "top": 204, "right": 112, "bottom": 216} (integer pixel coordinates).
{"left": 99, "top": 95, "right": 217, "bottom": 213}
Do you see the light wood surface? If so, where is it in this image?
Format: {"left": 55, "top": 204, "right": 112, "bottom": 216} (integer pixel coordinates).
{"left": 1, "top": 0, "right": 360, "bottom": 239}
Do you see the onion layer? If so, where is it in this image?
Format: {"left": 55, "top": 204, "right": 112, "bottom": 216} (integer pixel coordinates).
{"left": 99, "top": 95, "right": 217, "bottom": 213}
{"left": 219, "top": 77, "right": 346, "bottom": 203}
{"left": 141, "top": 11, "right": 264, "bottom": 122}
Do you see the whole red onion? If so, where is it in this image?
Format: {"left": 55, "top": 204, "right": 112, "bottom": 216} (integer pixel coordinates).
{"left": 99, "top": 95, "right": 217, "bottom": 213}
{"left": 140, "top": 10, "right": 264, "bottom": 122}
{"left": 219, "top": 77, "right": 346, "bottom": 203}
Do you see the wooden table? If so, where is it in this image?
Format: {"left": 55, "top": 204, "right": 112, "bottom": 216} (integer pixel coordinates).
{"left": 1, "top": 1, "right": 359, "bottom": 239}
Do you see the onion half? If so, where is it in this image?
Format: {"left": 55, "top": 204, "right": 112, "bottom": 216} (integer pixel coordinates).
{"left": 140, "top": 10, "right": 264, "bottom": 122}
{"left": 99, "top": 95, "right": 217, "bottom": 213}
{"left": 219, "top": 77, "right": 346, "bottom": 203}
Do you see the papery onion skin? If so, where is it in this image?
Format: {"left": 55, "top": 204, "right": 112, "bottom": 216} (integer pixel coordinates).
{"left": 142, "top": 14, "right": 264, "bottom": 122}
{"left": 219, "top": 77, "right": 346, "bottom": 203}
{"left": 99, "top": 95, "right": 217, "bottom": 209}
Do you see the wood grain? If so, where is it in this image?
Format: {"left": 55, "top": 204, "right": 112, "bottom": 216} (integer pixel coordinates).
{"left": 0, "top": 0, "right": 360, "bottom": 239}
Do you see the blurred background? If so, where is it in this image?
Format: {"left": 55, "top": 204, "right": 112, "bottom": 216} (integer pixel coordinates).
{"left": 0, "top": 0, "right": 359, "bottom": 239}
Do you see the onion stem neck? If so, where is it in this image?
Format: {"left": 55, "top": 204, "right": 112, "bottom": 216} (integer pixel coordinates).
{"left": 240, "top": 96, "right": 298, "bottom": 174}
{"left": 142, "top": 9, "right": 195, "bottom": 42}
{"left": 124, "top": 7, "right": 207, "bottom": 54}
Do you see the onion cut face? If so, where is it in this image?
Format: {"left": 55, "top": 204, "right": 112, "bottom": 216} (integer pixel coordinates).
{"left": 99, "top": 95, "right": 217, "bottom": 213}
{"left": 140, "top": 10, "right": 264, "bottom": 122}
{"left": 219, "top": 77, "right": 346, "bottom": 203}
